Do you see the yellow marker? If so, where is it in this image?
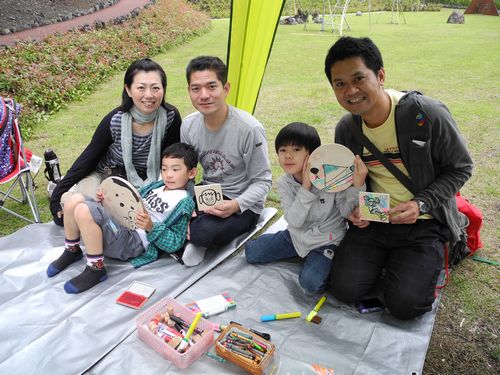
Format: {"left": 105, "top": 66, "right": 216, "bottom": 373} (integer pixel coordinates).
{"left": 177, "top": 312, "right": 203, "bottom": 352}
{"left": 306, "top": 296, "right": 327, "bottom": 322}
{"left": 261, "top": 312, "right": 302, "bottom": 321}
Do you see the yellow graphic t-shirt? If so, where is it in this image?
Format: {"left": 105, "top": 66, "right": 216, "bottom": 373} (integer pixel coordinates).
{"left": 361, "top": 90, "right": 418, "bottom": 208}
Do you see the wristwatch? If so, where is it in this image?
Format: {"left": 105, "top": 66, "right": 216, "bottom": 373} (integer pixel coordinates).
{"left": 415, "top": 200, "right": 430, "bottom": 215}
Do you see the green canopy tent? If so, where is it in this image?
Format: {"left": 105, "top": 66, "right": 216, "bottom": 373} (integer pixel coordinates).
{"left": 226, "top": 0, "right": 286, "bottom": 114}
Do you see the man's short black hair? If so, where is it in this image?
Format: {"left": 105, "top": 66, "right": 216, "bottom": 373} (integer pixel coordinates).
{"left": 162, "top": 142, "right": 198, "bottom": 170}
{"left": 324, "top": 36, "right": 384, "bottom": 84}
{"left": 186, "top": 56, "right": 228, "bottom": 85}
{"left": 275, "top": 122, "right": 321, "bottom": 154}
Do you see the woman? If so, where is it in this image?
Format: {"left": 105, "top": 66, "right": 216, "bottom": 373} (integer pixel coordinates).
{"left": 50, "top": 58, "right": 182, "bottom": 226}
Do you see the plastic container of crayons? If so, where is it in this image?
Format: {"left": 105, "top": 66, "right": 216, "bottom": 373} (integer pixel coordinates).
{"left": 215, "top": 322, "right": 276, "bottom": 375}
{"left": 136, "top": 297, "right": 214, "bottom": 368}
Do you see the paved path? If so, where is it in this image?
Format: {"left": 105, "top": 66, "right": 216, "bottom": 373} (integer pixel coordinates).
{"left": 0, "top": 0, "right": 150, "bottom": 47}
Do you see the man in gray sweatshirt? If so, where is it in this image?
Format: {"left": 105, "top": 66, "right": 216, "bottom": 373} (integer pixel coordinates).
{"left": 180, "top": 56, "right": 272, "bottom": 266}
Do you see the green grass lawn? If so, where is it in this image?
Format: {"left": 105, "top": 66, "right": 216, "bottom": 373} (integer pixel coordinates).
{"left": 1, "top": 9, "right": 499, "bottom": 374}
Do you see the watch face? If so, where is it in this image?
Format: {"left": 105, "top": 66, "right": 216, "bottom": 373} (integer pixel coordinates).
{"left": 419, "top": 200, "right": 429, "bottom": 214}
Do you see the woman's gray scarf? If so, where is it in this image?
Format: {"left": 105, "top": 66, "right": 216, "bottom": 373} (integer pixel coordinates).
{"left": 121, "top": 105, "right": 168, "bottom": 188}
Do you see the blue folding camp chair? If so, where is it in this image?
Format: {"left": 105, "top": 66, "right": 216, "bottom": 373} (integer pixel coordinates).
{"left": 0, "top": 97, "right": 41, "bottom": 223}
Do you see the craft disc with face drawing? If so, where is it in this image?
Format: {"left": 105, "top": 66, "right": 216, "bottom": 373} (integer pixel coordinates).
{"left": 100, "top": 176, "right": 144, "bottom": 230}
{"left": 309, "top": 143, "right": 355, "bottom": 193}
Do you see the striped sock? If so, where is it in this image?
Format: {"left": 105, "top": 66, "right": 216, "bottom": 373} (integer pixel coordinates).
{"left": 65, "top": 238, "right": 80, "bottom": 251}
{"left": 86, "top": 254, "right": 105, "bottom": 270}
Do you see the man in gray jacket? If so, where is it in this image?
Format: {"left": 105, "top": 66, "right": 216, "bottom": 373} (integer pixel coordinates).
{"left": 180, "top": 56, "right": 272, "bottom": 266}
{"left": 324, "top": 37, "right": 473, "bottom": 319}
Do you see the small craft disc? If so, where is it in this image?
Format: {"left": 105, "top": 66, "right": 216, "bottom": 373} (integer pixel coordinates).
{"left": 100, "top": 176, "right": 144, "bottom": 230}
{"left": 194, "top": 184, "right": 223, "bottom": 211}
{"left": 309, "top": 143, "right": 355, "bottom": 193}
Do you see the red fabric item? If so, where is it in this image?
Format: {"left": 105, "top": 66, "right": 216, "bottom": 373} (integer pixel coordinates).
{"left": 456, "top": 192, "right": 484, "bottom": 253}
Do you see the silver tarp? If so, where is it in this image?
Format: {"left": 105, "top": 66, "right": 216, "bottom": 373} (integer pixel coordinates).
{"left": 0, "top": 208, "right": 277, "bottom": 374}
{"left": 88, "top": 217, "right": 439, "bottom": 375}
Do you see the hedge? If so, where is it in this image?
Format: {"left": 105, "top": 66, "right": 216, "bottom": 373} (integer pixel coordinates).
{"left": 0, "top": 0, "right": 211, "bottom": 138}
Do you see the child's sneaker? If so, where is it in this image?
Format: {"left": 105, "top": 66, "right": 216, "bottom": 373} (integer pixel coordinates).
{"left": 46, "top": 246, "right": 83, "bottom": 277}
{"left": 63, "top": 266, "right": 108, "bottom": 294}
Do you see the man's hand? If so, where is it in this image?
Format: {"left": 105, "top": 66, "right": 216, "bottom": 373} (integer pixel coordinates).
{"left": 348, "top": 206, "right": 370, "bottom": 228}
{"left": 136, "top": 211, "right": 153, "bottom": 232}
{"left": 389, "top": 200, "right": 420, "bottom": 224}
{"left": 352, "top": 155, "right": 368, "bottom": 187}
{"left": 203, "top": 199, "right": 240, "bottom": 218}
{"left": 301, "top": 155, "right": 312, "bottom": 191}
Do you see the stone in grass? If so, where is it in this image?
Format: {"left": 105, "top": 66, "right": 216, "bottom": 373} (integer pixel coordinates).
{"left": 447, "top": 11, "right": 465, "bottom": 24}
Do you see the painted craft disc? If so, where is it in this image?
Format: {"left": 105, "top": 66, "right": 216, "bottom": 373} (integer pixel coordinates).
{"left": 100, "top": 176, "right": 144, "bottom": 230}
{"left": 309, "top": 143, "right": 355, "bottom": 193}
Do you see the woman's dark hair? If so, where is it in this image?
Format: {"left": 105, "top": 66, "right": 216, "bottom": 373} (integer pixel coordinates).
{"left": 275, "top": 122, "right": 321, "bottom": 154}
{"left": 119, "top": 58, "right": 167, "bottom": 112}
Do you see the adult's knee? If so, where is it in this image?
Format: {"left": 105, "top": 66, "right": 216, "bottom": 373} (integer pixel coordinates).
{"left": 189, "top": 217, "right": 225, "bottom": 247}
{"left": 385, "top": 291, "right": 434, "bottom": 320}
{"left": 329, "top": 270, "right": 364, "bottom": 304}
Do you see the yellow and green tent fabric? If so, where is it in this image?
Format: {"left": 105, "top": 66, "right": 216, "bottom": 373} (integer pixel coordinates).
{"left": 226, "top": 0, "right": 285, "bottom": 114}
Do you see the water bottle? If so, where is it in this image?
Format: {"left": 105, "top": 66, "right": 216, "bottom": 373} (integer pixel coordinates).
{"left": 44, "top": 148, "right": 62, "bottom": 183}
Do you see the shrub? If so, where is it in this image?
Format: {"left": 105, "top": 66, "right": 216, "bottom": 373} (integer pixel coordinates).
{"left": 188, "top": 0, "right": 231, "bottom": 18}
{"left": 0, "top": 0, "right": 211, "bottom": 138}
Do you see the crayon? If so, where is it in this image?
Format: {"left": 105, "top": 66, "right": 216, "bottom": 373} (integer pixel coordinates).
{"left": 230, "top": 320, "right": 271, "bottom": 341}
{"left": 206, "top": 351, "right": 227, "bottom": 363}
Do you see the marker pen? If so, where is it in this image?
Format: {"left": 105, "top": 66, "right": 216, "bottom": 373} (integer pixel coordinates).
{"left": 203, "top": 304, "right": 235, "bottom": 318}
{"left": 177, "top": 312, "right": 203, "bottom": 352}
{"left": 260, "top": 311, "right": 302, "bottom": 322}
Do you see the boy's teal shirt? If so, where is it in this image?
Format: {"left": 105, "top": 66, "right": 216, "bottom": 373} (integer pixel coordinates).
{"left": 130, "top": 180, "right": 195, "bottom": 268}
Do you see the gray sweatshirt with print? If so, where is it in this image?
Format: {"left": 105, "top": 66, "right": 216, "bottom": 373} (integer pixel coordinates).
{"left": 181, "top": 105, "right": 272, "bottom": 214}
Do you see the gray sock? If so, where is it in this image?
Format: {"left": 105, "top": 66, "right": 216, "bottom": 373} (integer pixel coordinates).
{"left": 182, "top": 243, "right": 207, "bottom": 267}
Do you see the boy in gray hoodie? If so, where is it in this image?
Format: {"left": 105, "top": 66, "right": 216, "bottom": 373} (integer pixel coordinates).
{"left": 245, "top": 122, "right": 367, "bottom": 294}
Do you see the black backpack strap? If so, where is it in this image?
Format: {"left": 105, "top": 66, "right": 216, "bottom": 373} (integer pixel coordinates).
{"left": 349, "top": 115, "right": 416, "bottom": 195}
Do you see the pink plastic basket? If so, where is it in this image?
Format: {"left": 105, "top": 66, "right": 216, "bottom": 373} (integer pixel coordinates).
{"left": 136, "top": 297, "right": 214, "bottom": 369}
